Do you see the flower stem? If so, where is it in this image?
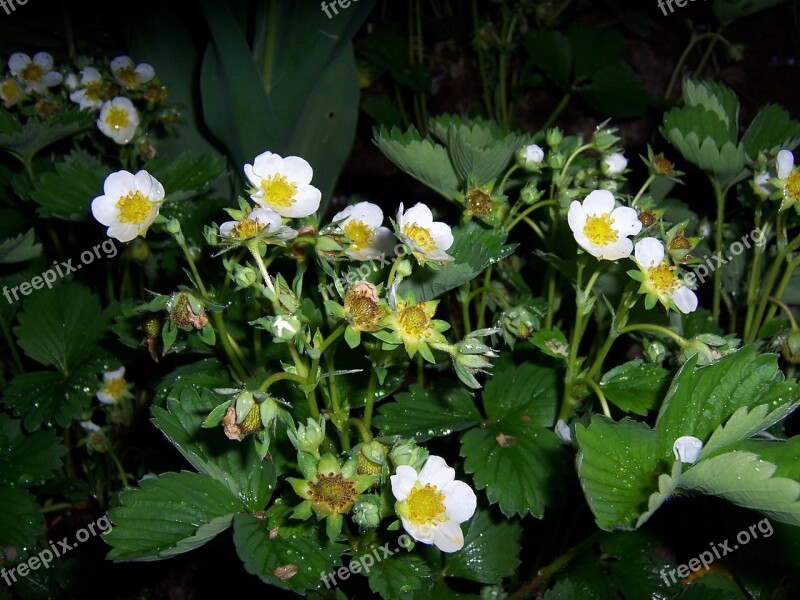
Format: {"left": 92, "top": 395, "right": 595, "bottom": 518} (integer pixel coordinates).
{"left": 630, "top": 174, "right": 656, "bottom": 207}
{"left": 710, "top": 178, "right": 727, "bottom": 323}
{"left": 575, "top": 378, "right": 610, "bottom": 418}
{"left": 247, "top": 242, "right": 276, "bottom": 295}
{"left": 362, "top": 367, "right": 379, "bottom": 433}
{"left": 0, "top": 318, "right": 24, "bottom": 374}
{"left": 259, "top": 371, "right": 307, "bottom": 392}
{"left": 506, "top": 199, "right": 558, "bottom": 232}
{"left": 541, "top": 92, "right": 571, "bottom": 132}
{"left": 619, "top": 323, "right": 688, "bottom": 346}
{"left": 349, "top": 417, "right": 373, "bottom": 443}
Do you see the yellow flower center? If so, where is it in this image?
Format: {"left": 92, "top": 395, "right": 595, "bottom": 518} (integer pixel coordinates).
{"left": 308, "top": 473, "right": 357, "bottom": 515}
{"left": 85, "top": 81, "right": 103, "bottom": 102}
{"left": 0, "top": 79, "right": 22, "bottom": 101}
{"left": 346, "top": 296, "right": 383, "bottom": 331}
{"left": 104, "top": 377, "right": 126, "bottom": 398}
{"left": 403, "top": 224, "right": 437, "bottom": 251}
{"left": 231, "top": 217, "right": 263, "bottom": 239}
{"left": 647, "top": 262, "right": 679, "bottom": 295}
{"left": 583, "top": 214, "right": 618, "bottom": 246}
{"left": 404, "top": 484, "right": 446, "bottom": 526}
{"left": 261, "top": 174, "right": 297, "bottom": 208}
{"left": 398, "top": 304, "right": 430, "bottom": 337}
{"left": 785, "top": 170, "right": 800, "bottom": 203}
{"left": 115, "top": 67, "right": 139, "bottom": 88}
{"left": 343, "top": 220, "right": 374, "bottom": 250}
{"left": 20, "top": 63, "right": 44, "bottom": 83}
{"left": 116, "top": 191, "right": 152, "bottom": 224}
{"left": 105, "top": 106, "right": 131, "bottom": 130}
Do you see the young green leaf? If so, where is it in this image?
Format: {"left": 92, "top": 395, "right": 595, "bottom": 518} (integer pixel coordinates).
{"left": 599, "top": 359, "right": 669, "bottom": 415}
{"left": 445, "top": 508, "right": 521, "bottom": 584}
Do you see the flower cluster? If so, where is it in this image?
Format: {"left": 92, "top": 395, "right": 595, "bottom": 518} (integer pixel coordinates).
{"left": 1, "top": 51, "right": 172, "bottom": 149}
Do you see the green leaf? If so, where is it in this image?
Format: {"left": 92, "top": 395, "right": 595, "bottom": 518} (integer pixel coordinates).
{"left": 373, "top": 125, "right": 460, "bottom": 200}
{"left": 680, "top": 451, "right": 800, "bottom": 526}
{"left": 531, "top": 327, "right": 570, "bottom": 360}
{"left": 599, "top": 359, "right": 669, "bottom": 415}
{"left": 713, "top": 0, "right": 784, "bottom": 24}
{"left": 398, "top": 221, "right": 515, "bottom": 302}
{"left": 0, "top": 415, "right": 65, "bottom": 487}
{"left": 14, "top": 283, "right": 107, "bottom": 373}
{"left": 742, "top": 104, "right": 800, "bottom": 158}
{"left": 0, "top": 108, "right": 94, "bottom": 160}
{"left": 233, "top": 514, "right": 346, "bottom": 594}
{"left": 700, "top": 401, "right": 800, "bottom": 460}
{"left": 374, "top": 380, "right": 481, "bottom": 442}
{"left": 524, "top": 29, "right": 571, "bottom": 90}
{"left": 568, "top": 24, "right": 626, "bottom": 80}
{"left": 151, "top": 387, "right": 276, "bottom": 511}
{"left": 445, "top": 508, "right": 521, "bottom": 584}
{"left": 0, "top": 487, "right": 43, "bottom": 554}
{"left": 30, "top": 150, "right": 107, "bottom": 220}
{"left": 0, "top": 229, "right": 41, "bottom": 263}
{"left": 482, "top": 363, "right": 559, "bottom": 427}
{"left": 730, "top": 437, "right": 800, "bottom": 481}
{"left": 143, "top": 153, "right": 226, "bottom": 201}
{"left": 105, "top": 471, "right": 242, "bottom": 561}
{"left": 154, "top": 358, "right": 232, "bottom": 403}
{"left": 575, "top": 417, "right": 660, "bottom": 530}
{"left": 461, "top": 418, "right": 566, "bottom": 518}
{"left": 655, "top": 347, "right": 796, "bottom": 460}
{"left": 3, "top": 368, "right": 96, "bottom": 431}
{"left": 367, "top": 552, "right": 432, "bottom": 599}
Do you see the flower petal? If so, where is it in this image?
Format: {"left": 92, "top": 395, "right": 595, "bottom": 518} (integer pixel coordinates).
{"left": 107, "top": 223, "right": 139, "bottom": 243}
{"left": 403, "top": 203, "right": 434, "bottom": 226}
{"left": 601, "top": 237, "right": 633, "bottom": 260}
{"left": 281, "top": 156, "right": 314, "bottom": 186}
{"left": 418, "top": 455, "right": 455, "bottom": 488}
{"left": 32, "top": 52, "right": 53, "bottom": 70}
{"left": 610, "top": 206, "right": 642, "bottom": 236}
{"left": 777, "top": 150, "right": 795, "bottom": 180}
{"left": 103, "top": 171, "right": 136, "bottom": 198}
{"left": 390, "top": 465, "right": 418, "bottom": 501}
{"left": 431, "top": 520, "right": 465, "bottom": 553}
{"left": 104, "top": 366, "right": 125, "bottom": 380}
{"left": 401, "top": 518, "right": 435, "bottom": 544}
{"left": 582, "top": 190, "right": 615, "bottom": 216}
{"left": 135, "top": 63, "right": 155, "bottom": 83}
{"left": 428, "top": 222, "right": 454, "bottom": 251}
{"left": 567, "top": 201, "right": 586, "bottom": 234}
{"left": 110, "top": 56, "right": 133, "bottom": 72}
{"left": 219, "top": 221, "right": 236, "bottom": 236}
{"left": 8, "top": 53, "right": 30, "bottom": 75}
{"left": 91, "top": 196, "right": 120, "bottom": 226}
{"left": 349, "top": 201, "right": 384, "bottom": 229}
{"left": 634, "top": 237, "right": 665, "bottom": 267}
{"left": 42, "top": 71, "right": 63, "bottom": 87}
{"left": 442, "top": 480, "right": 477, "bottom": 523}
{"left": 672, "top": 285, "right": 698, "bottom": 314}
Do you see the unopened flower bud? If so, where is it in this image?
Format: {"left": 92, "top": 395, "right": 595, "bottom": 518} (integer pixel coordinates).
{"left": 351, "top": 495, "right": 382, "bottom": 529}
{"left": 546, "top": 128, "right": 563, "bottom": 148}
{"left": 389, "top": 440, "right": 428, "bottom": 470}
{"left": 673, "top": 435, "right": 703, "bottom": 464}
{"left": 289, "top": 418, "right": 326, "bottom": 459}
{"left": 516, "top": 144, "right": 545, "bottom": 171}
{"left": 165, "top": 218, "right": 181, "bottom": 235}
{"left": 602, "top": 152, "right": 628, "bottom": 177}
{"left": 234, "top": 264, "right": 258, "bottom": 288}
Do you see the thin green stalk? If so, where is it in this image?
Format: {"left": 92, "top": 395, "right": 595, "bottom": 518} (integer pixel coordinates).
{"left": 349, "top": 418, "right": 372, "bottom": 443}
{"left": 711, "top": 178, "right": 727, "bottom": 322}
{"left": 619, "top": 323, "right": 687, "bottom": 346}
{"left": 506, "top": 199, "right": 558, "bottom": 231}
{"left": 498, "top": 164, "right": 520, "bottom": 194}
{"left": 247, "top": 242, "right": 276, "bottom": 295}
{"left": 692, "top": 25, "right": 727, "bottom": 79}
{"left": 0, "top": 319, "right": 24, "bottom": 373}
{"left": 631, "top": 174, "right": 656, "bottom": 207}
{"left": 259, "top": 371, "right": 307, "bottom": 392}
{"left": 108, "top": 446, "right": 130, "bottom": 489}
{"left": 477, "top": 266, "right": 493, "bottom": 330}
{"left": 763, "top": 255, "right": 800, "bottom": 326}
{"left": 575, "top": 378, "right": 610, "bottom": 418}
{"left": 748, "top": 233, "right": 800, "bottom": 342}
{"left": 743, "top": 208, "right": 765, "bottom": 341}
{"left": 586, "top": 290, "right": 637, "bottom": 380}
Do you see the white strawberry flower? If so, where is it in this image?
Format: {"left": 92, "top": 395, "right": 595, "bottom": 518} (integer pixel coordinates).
{"left": 517, "top": 144, "right": 545, "bottom": 170}
{"left": 602, "top": 152, "right": 628, "bottom": 177}
{"left": 567, "top": 190, "right": 641, "bottom": 260}
{"left": 775, "top": 149, "right": 800, "bottom": 209}
{"left": 219, "top": 207, "right": 295, "bottom": 242}
{"left": 391, "top": 455, "right": 477, "bottom": 553}
{"left": 634, "top": 237, "right": 698, "bottom": 314}
{"left": 110, "top": 56, "right": 155, "bottom": 89}
{"left": 673, "top": 435, "right": 703, "bottom": 464}
{"left": 8, "top": 52, "right": 62, "bottom": 93}
{"left": 91, "top": 170, "right": 165, "bottom": 242}
{"left": 0, "top": 78, "right": 24, "bottom": 107}
{"left": 244, "top": 151, "right": 321, "bottom": 218}
{"left": 332, "top": 201, "right": 394, "bottom": 261}
{"left": 97, "top": 97, "right": 140, "bottom": 144}
{"left": 69, "top": 67, "right": 104, "bottom": 111}
{"left": 395, "top": 203, "right": 454, "bottom": 264}
{"left": 97, "top": 367, "right": 133, "bottom": 405}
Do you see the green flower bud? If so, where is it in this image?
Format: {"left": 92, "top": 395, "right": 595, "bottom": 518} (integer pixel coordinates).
{"left": 351, "top": 495, "right": 382, "bottom": 530}
{"left": 234, "top": 264, "right": 258, "bottom": 288}
{"left": 165, "top": 218, "right": 182, "bottom": 235}
{"left": 516, "top": 144, "right": 545, "bottom": 171}
{"left": 545, "top": 128, "right": 563, "bottom": 148}
{"left": 290, "top": 418, "right": 326, "bottom": 459}
{"left": 520, "top": 181, "right": 544, "bottom": 205}
{"left": 389, "top": 440, "right": 429, "bottom": 471}
{"left": 645, "top": 340, "right": 667, "bottom": 363}
{"left": 396, "top": 257, "right": 413, "bottom": 278}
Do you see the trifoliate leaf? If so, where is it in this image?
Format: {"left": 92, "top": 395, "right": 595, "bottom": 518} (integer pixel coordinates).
{"left": 31, "top": 150, "right": 108, "bottom": 220}
{"left": 2, "top": 367, "right": 96, "bottom": 431}
{"left": 373, "top": 125, "right": 460, "bottom": 200}
{"left": 680, "top": 450, "right": 800, "bottom": 526}
{"left": 445, "top": 508, "right": 521, "bottom": 584}
{"left": 482, "top": 362, "right": 559, "bottom": 426}
{"left": 742, "top": 104, "right": 800, "bottom": 158}
{"left": 233, "top": 514, "right": 346, "bottom": 594}
{"left": 0, "top": 415, "right": 65, "bottom": 487}
{"left": 367, "top": 552, "right": 432, "bottom": 599}
{"left": 0, "top": 108, "right": 94, "bottom": 160}
{"left": 397, "top": 221, "right": 516, "bottom": 302}
{"left": 14, "top": 283, "right": 107, "bottom": 373}
{"left": 0, "top": 486, "right": 43, "bottom": 555}
{"left": 461, "top": 418, "right": 566, "bottom": 518}
{"left": 655, "top": 347, "right": 797, "bottom": 460}
{"left": 575, "top": 417, "right": 660, "bottom": 530}
{"left": 151, "top": 387, "right": 276, "bottom": 511}
{"left": 374, "top": 380, "right": 481, "bottom": 442}
{"left": 599, "top": 359, "right": 669, "bottom": 415}
{"left": 105, "top": 471, "right": 242, "bottom": 561}
{"left": 0, "top": 228, "right": 41, "bottom": 263}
